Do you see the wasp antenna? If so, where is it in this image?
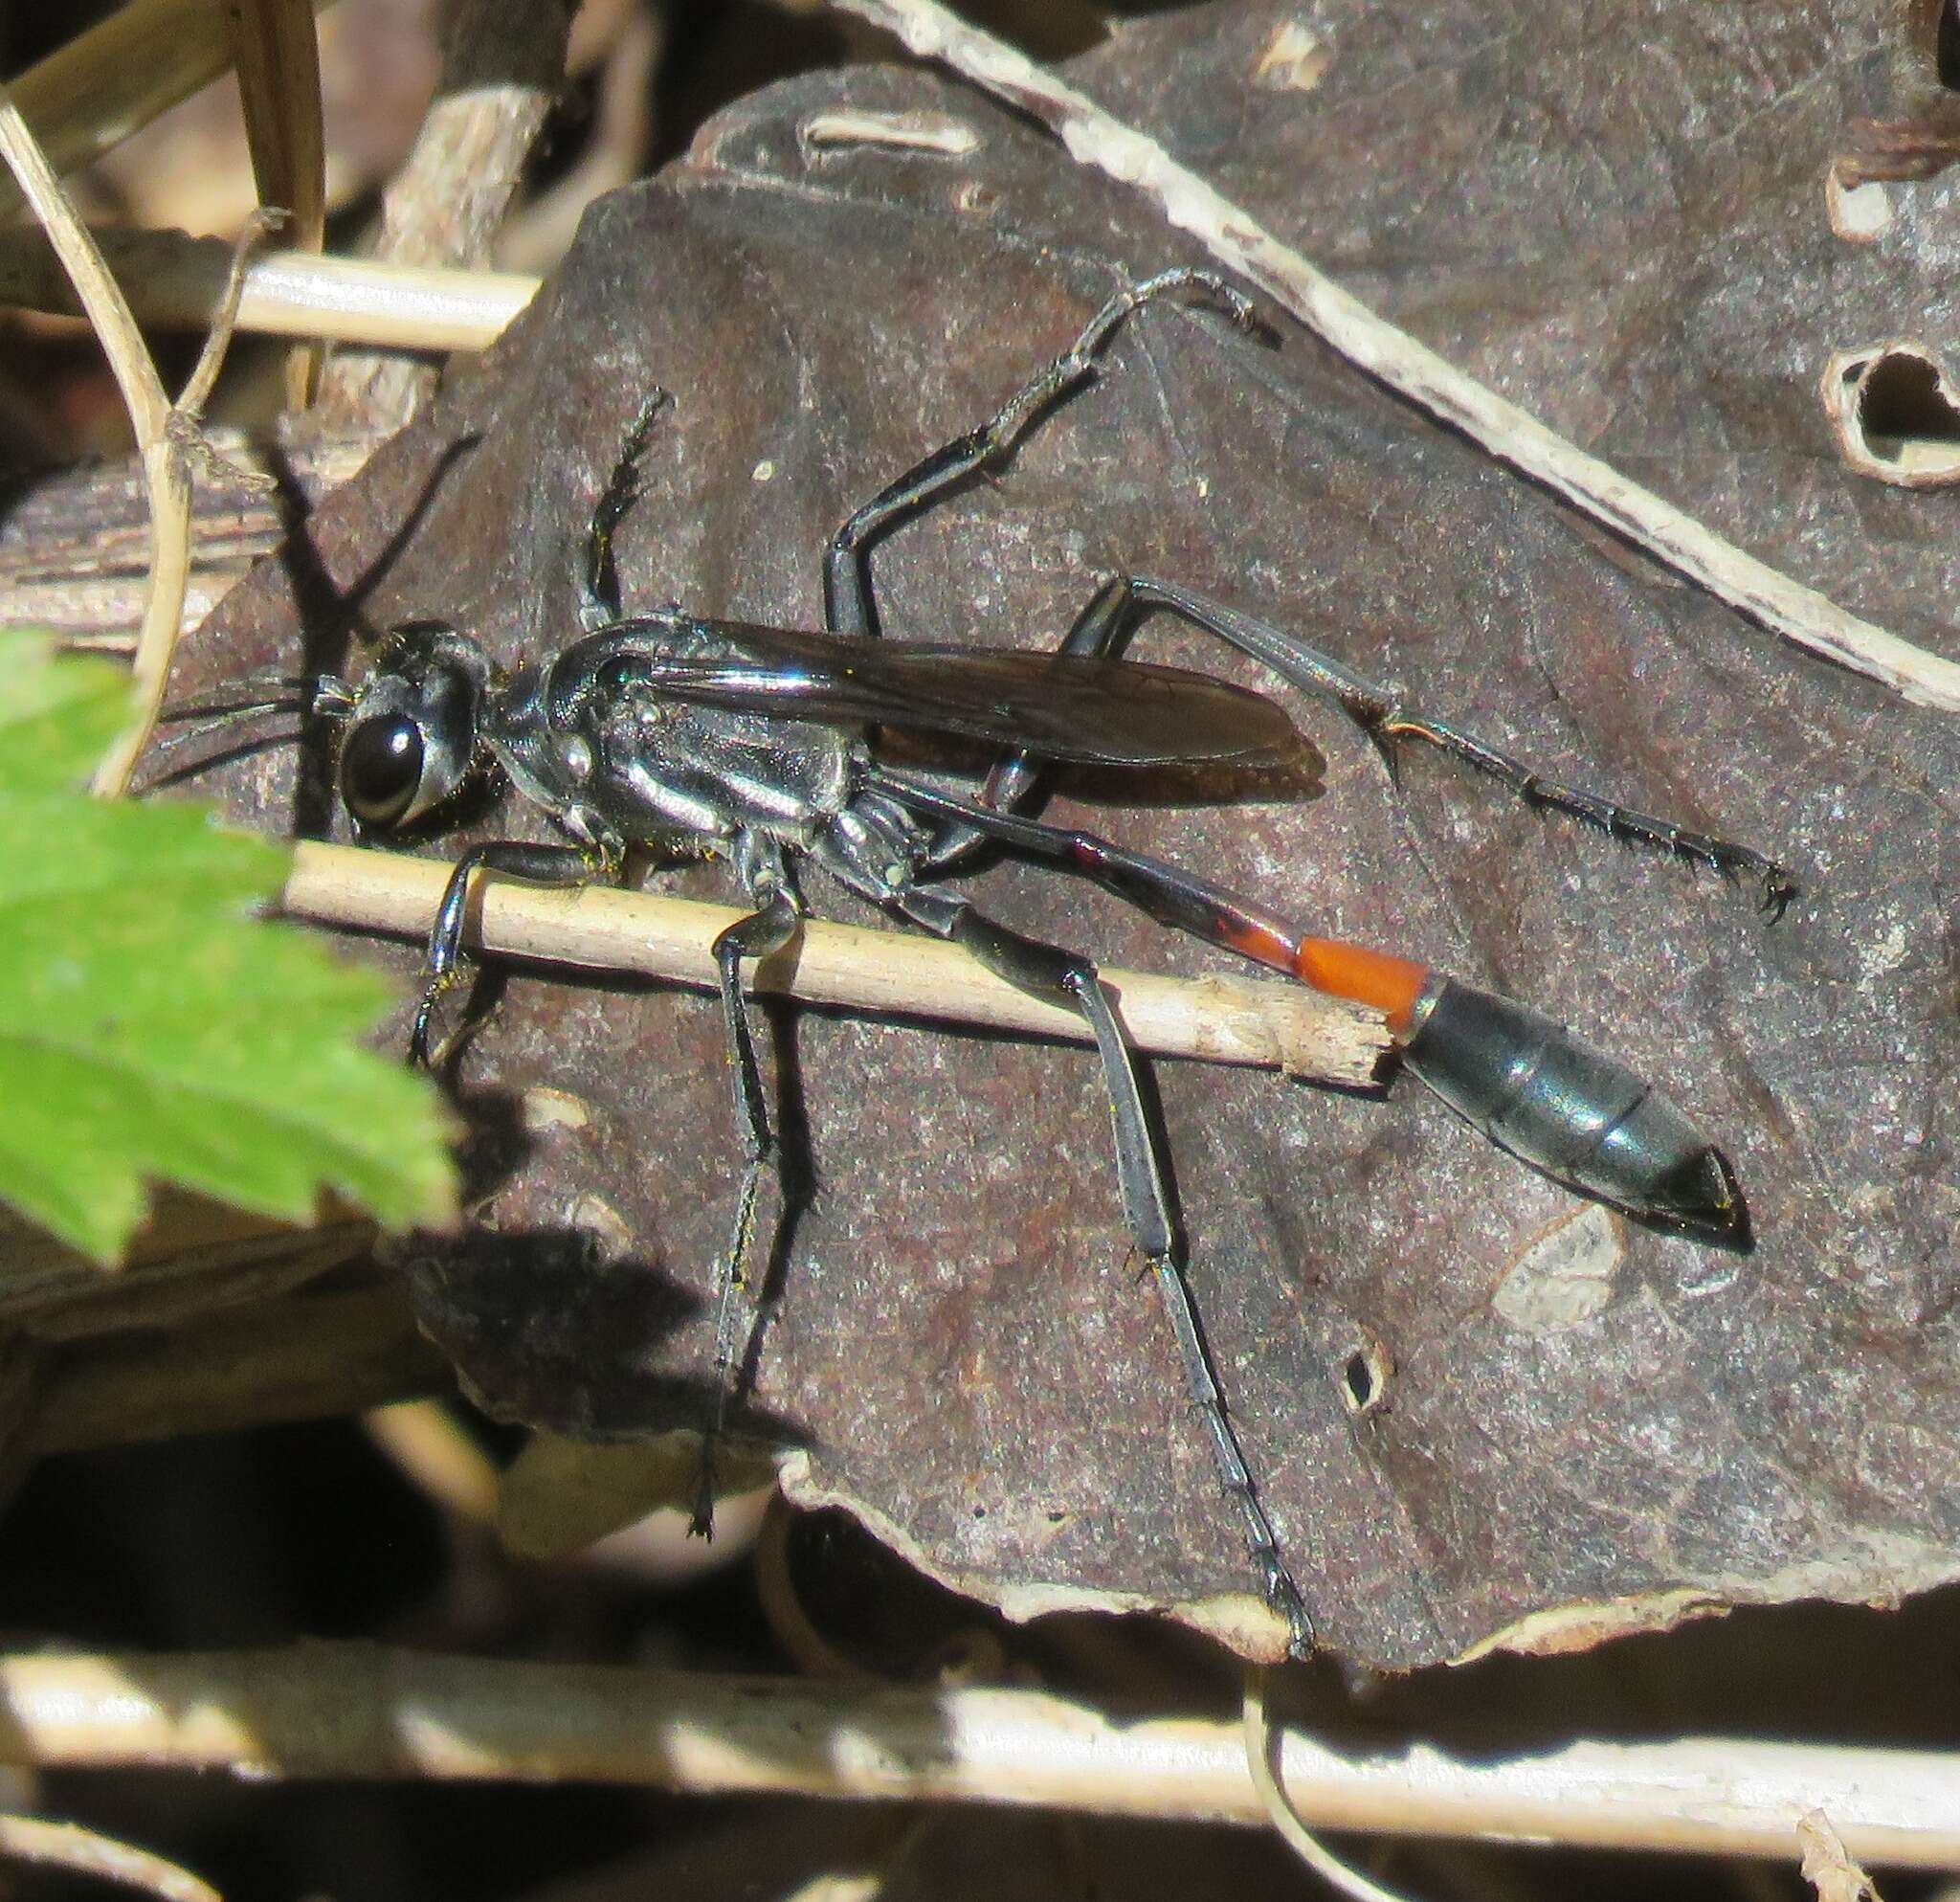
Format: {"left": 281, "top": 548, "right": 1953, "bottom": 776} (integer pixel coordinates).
{"left": 157, "top": 691, "right": 310, "bottom": 726}
{"left": 147, "top": 711, "right": 291, "bottom": 756}
{"left": 158, "top": 670, "right": 316, "bottom": 722}
{"left": 136, "top": 709, "right": 306, "bottom": 789}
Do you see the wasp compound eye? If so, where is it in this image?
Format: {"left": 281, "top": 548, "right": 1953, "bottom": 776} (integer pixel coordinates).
{"left": 341, "top": 714, "right": 427, "bottom": 829}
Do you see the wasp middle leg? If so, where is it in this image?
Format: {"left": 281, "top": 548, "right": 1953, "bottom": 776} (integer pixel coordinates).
{"left": 821, "top": 268, "right": 1264, "bottom": 642}
{"left": 693, "top": 880, "right": 803, "bottom": 1534}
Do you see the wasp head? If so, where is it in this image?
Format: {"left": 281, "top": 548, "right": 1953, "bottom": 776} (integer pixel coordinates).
{"left": 334, "top": 621, "right": 496, "bottom": 834}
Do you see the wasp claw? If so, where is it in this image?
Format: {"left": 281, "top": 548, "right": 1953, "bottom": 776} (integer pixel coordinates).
{"left": 688, "top": 1466, "right": 718, "bottom": 1541}
{"left": 408, "top": 970, "right": 457, "bottom": 1068}
{"left": 1759, "top": 867, "right": 1799, "bottom": 924}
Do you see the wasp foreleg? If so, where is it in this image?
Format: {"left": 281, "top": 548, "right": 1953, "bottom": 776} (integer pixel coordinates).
{"left": 410, "top": 839, "right": 614, "bottom": 1065}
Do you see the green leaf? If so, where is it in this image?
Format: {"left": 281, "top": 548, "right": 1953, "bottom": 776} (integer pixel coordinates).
{"left": 0, "top": 635, "right": 134, "bottom": 790}
{"left": 0, "top": 634, "right": 457, "bottom": 1262}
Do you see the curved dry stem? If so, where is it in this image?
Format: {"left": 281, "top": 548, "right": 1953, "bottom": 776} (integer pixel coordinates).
{"left": 225, "top": 0, "right": 327, "bottom": 405}
{"left": 0, "top": 100, "right": 284, "bottom": 797}
{"left": 1241, "top": 1667, "right": 1420, "bottom": 1902}
{"left": 0, "top": 110, "right": 170, "bottom": 442}
{"left": 0, "top": 1813, "right": 220, "bottom": 1902}
{"left": 0, "top": 0, "right": 332, "bottom": 220}
{"left": 0, "top": 95, "right": 188, "bottom": 800}
{"left": 830, "top": 0, "right": 1960, "bottom": 716}
{"left": 754, "top": 1491, "right": 873, "bottom": 1681}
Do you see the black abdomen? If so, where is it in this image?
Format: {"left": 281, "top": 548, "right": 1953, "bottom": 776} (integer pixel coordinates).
{"left": 1400, "top": 979, "right": 1748, "bottom": 1245}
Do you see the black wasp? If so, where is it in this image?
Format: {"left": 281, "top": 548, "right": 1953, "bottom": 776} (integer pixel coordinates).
{"left": 164, "top": 269, "right": 1795, "bottom": 1658}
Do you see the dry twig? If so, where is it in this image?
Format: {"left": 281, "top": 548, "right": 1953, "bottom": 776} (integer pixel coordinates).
{"left": 0, "top": 1646, "right": 1954, "bottom": 1868}
{"left": 278, "top": 840, "right": 1392, "bottom": 1085}
{"left": 315, "top": 0, "right": 574, "bottom": 430}
{"left": 0, "top": 229, "right": 535, "bottom": 354}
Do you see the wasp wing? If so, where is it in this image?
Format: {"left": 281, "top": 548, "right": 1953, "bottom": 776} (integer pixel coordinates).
{"left": 590, "top": 615, "right": 1304, "bottom": 768}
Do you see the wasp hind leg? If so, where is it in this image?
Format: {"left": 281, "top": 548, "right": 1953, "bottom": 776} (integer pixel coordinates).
{"left": 1372, "top": 707, "right": 1797, "bottom": 920}
{"left": 1099, "top": 575, "right": 1797, "bottom": 921}
{"left": 894, "top": 884, "right": 1315, "bottom": 1660}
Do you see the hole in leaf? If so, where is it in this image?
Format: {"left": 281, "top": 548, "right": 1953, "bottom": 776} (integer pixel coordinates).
{"left": 1341, "top": 1347, "right": 1387, "bottom": 1414}
{"left": 1858, "top": 350, "right": 1960, "bottom": 461}
{"left": 1904, "top": 0, "right": 1960, "bottom": 85}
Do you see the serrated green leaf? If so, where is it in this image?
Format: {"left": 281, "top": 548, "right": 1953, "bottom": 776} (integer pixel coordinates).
{"left": 0, "top": 635, "right": 457, "bottom": 1262}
